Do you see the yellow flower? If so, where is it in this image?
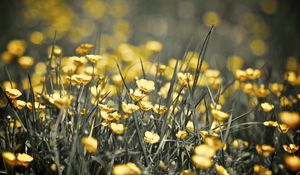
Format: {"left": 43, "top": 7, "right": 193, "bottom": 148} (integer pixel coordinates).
{"left": 68, "top": 74, "right": 92, "bottom": 86}
{"left": 176, "top": 130, "right": 188, "bottom": 139}
{"left": 177, "top": 72, "right": 194, "bottom": 87}
{"left": 260, "top": 102, "right": 274, "bottom": 112}
{"left": 186, "top": 121, "right": 194, "bottom": 132}
{"left": 153, "top": 104, "right": 167, "bottom": 115}
{"left": 121, "top": 102, "right": 139, "bottom": 114}
{"left": 129, "top": 89, "right": 145, "bottom": 101}
{"left": 138, "top": 100, "right": 153, "bottom": 111}
{"left": 18, "top": 56, "right": 34, "bottom": 69}
{"left": 277, "top": 123, "right": 289, "bottom": 133}
{"left": 145, "top": 40, "right": 162, "bottom": 53}
{"left": 4, "top": 88, "right": 22, "bottom": 99}
{"left": 242, "top": 82, "right": 254, "bottom": 95}
{"left": 98, "top": 103, "right": 116, "bottom": 113}
{"left": 263, "top": 121, "right": 278, "bottom": 127}
{"left": 231, "top": 139, "right": 249, "bottom": 149}
{"left": 100, "top": 111, "right": 121, "bottom": 121}
{"left": 194, "top": 144, "right": 216, "bottom": 158}
{"left": 136, "top": 79, "right": 155, "bottom": 93}
{"left": 270, "top": 83, "right": 284, "bottom": 96}
{"left": 81, "top": 136, "right": 98, "bottom": 153}
{"left": 9, "top": 119, "right": 22, "bottom": 128}
{"left": 75, "top": 43, "right": 94, "bottom": 55}
{"left": 12, "top": 100, "right": 26, "bottom": 109}
{"left": 112, "top": 162, "right": 141, "bottom": 175}
{"left": 285, "top": 155, "right": 300, "bottom": 172}
{"left": 282, "top": 144, "right": 299, "bottom": 154}
{"left": 71, "top": 56, "right": 87, "bottom": 66}
{"left": 192, "top": 155, "right": 213, "bottom": 169}
{"left": 253, "top": 164, "right": 272, "bottom": 175}
{"left": 245, "top": 68, "right": 261, "bottom": 80}
{"left": 2, "top": 152, "right": 16, "bottom": 166}
{"left": 256, "top": 144, "right": 275, "bottom": 157}
{"left": 235, "top": 69, "right": 247, "bottom": 81}
{"left": 179, "top": 170, "right": 197, "bottom": 175}
{"left": 7, "top": 39, "right": 26, "bottom": 56}
{"left": 144, "top": 131, "right": 160, "bottom": 144}
{"left": 26, "top": 102, "right": 46, "bottom": 111}
{"left": 16, "top": 153, "right": 34, "bottom": 167}
{"left": 47, "top": 92, "right": 73, "bottom": 109}
{"left": 158, "top": 82, "right": 171, "bottom": 98}
{"left": 205, "top": 69, "right": 220, "bottom": 78}
{"left": 110, "top": 123, "right": 125, "bottom": 135}
{"left": 215, "top": 164, "right": 230, "bottom": 175}
{"left": 211, "top": 109, "right": 229, "bottom": 122}
{"left": 85, "top": 54, "right": 102, "bottom": 63}
{"left": 279, "top": 111, "right": 300, "bottom": 128}
{"left": 204, "top": 137, "right": 224, "bottom": 150}
{"left": 254, "top": 85, "right": 269, "bottom": 98}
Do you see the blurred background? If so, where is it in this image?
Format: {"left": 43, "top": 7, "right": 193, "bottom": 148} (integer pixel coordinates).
{"left": 0, "top": 0, "right": 299, "bottom": 76}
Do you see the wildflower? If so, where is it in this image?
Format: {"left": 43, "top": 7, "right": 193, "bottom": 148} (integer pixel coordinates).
{"left": 70, "top": 56, "right": 86, "bottom": 67}
{"left": 256, "top": 144, "right": 275, "bottom": 157}
{"left": 2, "top": 81, "right": 17, "bottom": 89}
{"left": 285, "top": 155, "right": 300, "bottom": 172}
{"left": 9, "top": 119, "right": 22, "bottom": 128}
{"left": 112, "top": 74, "right": 122, "bottom": 86}
{"left": 7, "top": 39, "right": 26, "bottom": 56}
{"left": 144, "top": 131, "right": 160, "bottom": 144}
{"left": 4, "top": 88, "right": 22, "bottom": 99}
{"left": 245, "top": 68, "right": 261, "bottom": 80}
{"left": 12, "top": 100, "right": 26, "bottom": 109}
{"left": 186, "top": 121, "right": 194, "bottom": 132}
{"left": 68, "top": 74, "right": 92, "bottom": 85}
{"left": 99, "top": 103, "right": 116, "bottom": 113}
{"left": 130, "top": 89, "right": 145, "bottom": 101}
{"left": 280, "top": 96, "right": 293, "bottom": 107}
{"left": 194, "top": 144, "right": 216, "bottom": 158}
{"left": 204, "top": 137, "right": 224, "bottom": 150}
{"left": 215, "top": 164, "right": 230, "bottom": 175}
{"left": 254, "top": 85, "right": 269, "bottom": 98}
{"left": 253, "top": 164, "right": 272, "bottom": 175}
{"left": 75, "top": 43, "right": 94, "bottom": 55}
{"left": 85, "top": 54, "right": 102, "bottom": 63}
{"left": 18, "top": 56, "right": 34, "bottom": 69}
{"left": 145, "top": 40, "right": 162, "bottom": 53}
{"left": 203, "top": 11, "right": 220, "bottom": 27}
{"left": 155, "top": 64, "right": 167, "bottom": 73}
{"left": 282, "top": 144, "right": 299, "bottom": 154}
{"left": 279, "top": 111, "right": 300, "bottom": 128}
{"left": 153, "top": 104, "right": 168, "bottom": 115}
{"left": 211, "top": 109, "right": 229, "bottom": 122}
{"left": 176, "top": 130, "right": 188, "bottom": 139}
{"left": 100, "top": 111, "right": 121, "bottom": 121}
{"left": 231, "top": 139, "right": 249, "bottom": 149}
{"left": 112, "top": 162, "right": 141, "bottom": 175}
{"left": 26, "top": 102, "right": 46, "bottom": 111}
{"left": 178, "top": 72, "right": 193, "bottom": 87}
{"left": 16, "top": 153, "right": 34, "bottom": 167}
{"left": 263, "top": 121, "right": 278, "bottom": 127}
{"left": 138, "top": 100, "right": 153, "bottom": 111}
{"left": 110, "top": 123, "right": 125, "bottom": 135}
{"left": 277, "top": 123, "right": 289, "bottom": 133}
{"left": 179, "top": 170, "right": 197, "bottom": 175}
{"left": 235, "top": 69, "right": 247, "bottom": 81}
{"left": 47, "top": 92, "right": 73, "bottom": 109}
{"left": 242, "top": 82, "right": 254, "bottom": 95}
{"left": 1, "top": 51, "right": 14, "bottom": 63}
{"left": 260, "top": 102, "right": 274, "bottom": 112}
{"left": 136, "top": 79, "right": 155, "bottom": 93}
{"left": 2, "top": 152, "right": 16, "bottom": 166}
{"left": 205, "top": 69, "right": 220, "bottom": 78}
{"left": 81, "top": 136, "right": 98, "bottom": 153}
{"left": 158, "top": 82, "right": 170, "bottom": 98}
{"left": 270, "top": 83, "right": 284, "bottom": 96}
{"left": 121, "top": 102, "right": 139, "bottom": 114}
{"left": 192, "top": 155, "right": 212, "bottom": 169}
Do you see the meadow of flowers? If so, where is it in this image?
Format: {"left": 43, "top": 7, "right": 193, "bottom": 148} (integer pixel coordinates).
{"left": 0, "top": 0, "right": 299, "bottom": 175}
